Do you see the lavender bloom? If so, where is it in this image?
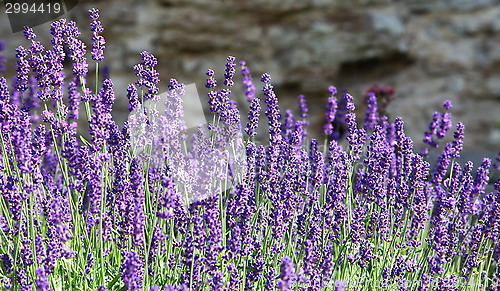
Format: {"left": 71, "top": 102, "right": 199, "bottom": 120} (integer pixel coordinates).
{"left": 23, "top": 26, "right": 36, "bottom": 41}
{"left": 224, "top": 56, "right": 236, "bottom": 87}
{"left": 89, "top": 79, "right": 115, "bottom": 151}
{"left": 297, "top": 94, "right": 309, "bottom": 124}
{"left": 277, "top": 256, "right": 296, "bottom": 291}
{"left": 15, "top": 46, "right": 30, "bottom": 92}
{"left": 67, "top": 80, "right": 80, "bottom": 120}
{"left": 134, "top": 51, "right": 160, "bottom": 101}
{"left": 309, "top": 139, "right": 325, "bottom": 191}
{"left": 438, "top": 111, "right": 452, "bottom": 138}
{"left": 35, "top": 267, "right": 53, "bottom": 291}
{"left": 422, "top": 112, "right": 441, "bottom": 149}
{"left": 264, "top": 263, "right": 277, "bottom": 290}
{"left": 451, "top": 122, "right": 464, "bottom": 159}
{"left": 121, "top": 251, "right": 143, "bottom": 291}
{"left": 205, "top": 68, "right": 217, "bottom": 89}
{"left": 89, "top": 8, "right": 105, "bottom": 62}
{"left": 472, "top": 158, "right": 491, "bottom": 196}
{"left": 323, "top": 94, "right": 338, "bottom": 135}
{"left": 240, "top": 61, "right": 255, "bottom": 100}
{"left": 245, "top": 93, "right": 260, "bottom": 137}
{"left": 431, "top": 142, "right": 455, "bottom": 185}
{"left": 126, "top": 84, "right": 140, "bottom": 112}
{"left": 262, "top": 73, "right": 282, "bottom": 146}
{"left": 364, "top": 92, "right": 379, "bottom": 131}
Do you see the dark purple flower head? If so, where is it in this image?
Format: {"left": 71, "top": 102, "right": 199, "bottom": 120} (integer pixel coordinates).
{"left": 261, "top": 73, "right": 272, "bottom": 83}
{"left": 89, "top": 8, "right": 100, "bottom": 19}
{"left": 141, "top": 51, "right": 158, "bottom": 67}
{"left": 23, "top": 26, "right": 36, "bottom": 41}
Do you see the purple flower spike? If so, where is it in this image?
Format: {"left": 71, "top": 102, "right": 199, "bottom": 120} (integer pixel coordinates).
{"left": 240, "top": 60, "right": 256, "bottom": 100}
{"left": 23, "top": 26, "right": 36, "bottom": 41}
{"left": 224, "top": 56, "right": 236, "bottom": 87}
{"left": 324, "top": 95, "right": 338, "bottom": 135}
{"left": 261, "top": 73, "right": 281, "bottom": 146}
{"left": 89, "top": 8, "right": 105, "bottom": 62}
{"left": 297, "top": 94, "right": 308, "bottom": 121}
{"left": 35, "top": 267, "right": 53, "bottom": 291}
{"left": 364, "top": 92, "right": 379, "bottom": 131}
{"left": 245, "top": 94, "right": 260, "bottom": 137}
{"left": 277, "top": 256, "right": 296, "bottom": 291}
{"left": 205, "top": 69, "right": 217, "bottom": 89}
{"left": 134, "top": 51, "right": 160, "bottom": 100}
{"left": 121, "top": 250, "right": 144, "bottom": 291}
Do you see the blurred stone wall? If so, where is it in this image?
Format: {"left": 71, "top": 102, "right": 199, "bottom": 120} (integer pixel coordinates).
{"left": 1, "top": 0, "right": 500, "bottom": 154}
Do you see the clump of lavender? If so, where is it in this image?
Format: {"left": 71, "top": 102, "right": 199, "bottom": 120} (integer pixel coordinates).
{"left": 0, "top": 8, "right": 499, "bottom": 291}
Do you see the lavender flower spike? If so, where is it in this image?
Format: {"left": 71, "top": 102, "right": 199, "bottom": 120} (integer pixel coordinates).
{"left": 277, "top": 256, "right": 296, "bottom": 291}
{"left": 35, "top": 267, "right": 53, "bottom": 291}
{"left": 261, "top": 73, "right": 282, "bottom": 146}
{"left": 89, "top": 8, "right": 105, "bottom": 62}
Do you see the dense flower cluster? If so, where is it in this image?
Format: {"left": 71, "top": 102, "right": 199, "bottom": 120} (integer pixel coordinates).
{"left": 1, "top": 8, "right": 500, "bottom": 291}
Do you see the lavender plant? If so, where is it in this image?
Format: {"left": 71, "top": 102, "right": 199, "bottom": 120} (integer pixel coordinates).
{"left": 1, "top": 8, "right": 500, "bottom": 291}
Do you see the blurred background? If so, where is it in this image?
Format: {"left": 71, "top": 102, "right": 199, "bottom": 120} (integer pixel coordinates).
{"left": 1, "top": 0, "right": 499, "bottom": 175}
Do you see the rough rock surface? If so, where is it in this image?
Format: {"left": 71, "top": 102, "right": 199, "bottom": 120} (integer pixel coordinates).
{"left": 1, "top": 0, "right": 499, "bottom": 154}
